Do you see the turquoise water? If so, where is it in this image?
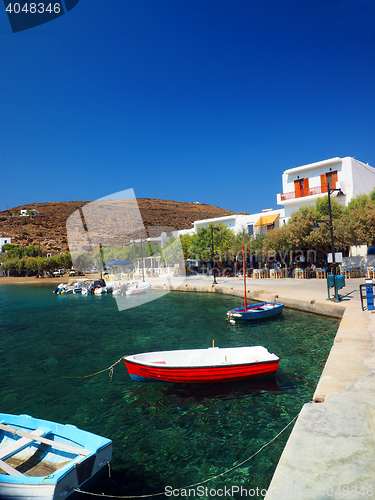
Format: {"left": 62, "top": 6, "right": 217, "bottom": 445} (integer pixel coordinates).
{"left": 0, "top": 285, "right": 339, "bottom": 498}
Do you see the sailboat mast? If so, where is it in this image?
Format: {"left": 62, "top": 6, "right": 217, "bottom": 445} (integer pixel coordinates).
{"left": 140, "top": 236, "right": 145, "bottom": 282}
{"left": 243, "top": 245, "right": 247, "bottom": 311}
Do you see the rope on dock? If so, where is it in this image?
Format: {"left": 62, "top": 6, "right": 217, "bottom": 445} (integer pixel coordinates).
{"left": 74, "top": 409, "right": 301, "bottom": 499}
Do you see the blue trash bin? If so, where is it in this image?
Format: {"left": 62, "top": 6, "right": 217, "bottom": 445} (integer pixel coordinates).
{"left": 327, "top": 274, "right": 345, "bottom": 289}
{"left": 336, "top": 275, "right": 345, "bottom": 289}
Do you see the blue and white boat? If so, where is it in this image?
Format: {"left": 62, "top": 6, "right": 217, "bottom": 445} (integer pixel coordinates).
{"left": 227, "top": 302, "right": 284, "bottom": 322}
{"left": 0, "top": 413, "right": 112, "bottom": 500}
{"left": 227, "top": 246, "right": 284, "bottom": 322}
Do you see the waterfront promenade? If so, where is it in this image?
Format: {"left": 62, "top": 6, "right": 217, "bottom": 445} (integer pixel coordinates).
{"left": 150, "top": 274, "right": 375, "bottom": 499}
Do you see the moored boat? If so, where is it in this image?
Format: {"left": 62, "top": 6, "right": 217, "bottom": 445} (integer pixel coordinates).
{"left": 227, "top": 302, "right": 284, "bottom": 321}
{"left": 0, "top": 413, "right": 112, "bottom": 500}
{"left": 125, "top": 281, "right": 151, "bottom": 296}
{"left": 124, "top": 345, "right": 279, "bottom": 383}
{"left": 227, "top": 245, "right": 284, "bottom": 322}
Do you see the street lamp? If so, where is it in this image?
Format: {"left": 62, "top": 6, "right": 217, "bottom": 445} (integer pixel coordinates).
{"left": 209, "top": 226, "right": 220, "bottom": 285}
{"left": 312, "top": 185, "right": 345, "bottom": 302}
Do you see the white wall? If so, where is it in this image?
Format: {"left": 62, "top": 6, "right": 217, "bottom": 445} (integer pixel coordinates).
{"left": 0, "top": 237, "right": 11, "bottom": 253}
{"left": 350, "top": 158, "right": 375, "bottom": 200}
{"left": 178, "top": 209, "right": 285, "bottom": 237}
{"left": 281, "top": 157, "right": 343, "bottom": 196}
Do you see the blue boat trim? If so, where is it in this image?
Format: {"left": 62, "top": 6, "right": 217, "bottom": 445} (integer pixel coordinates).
{"left": 227, "top": 302, "right": 284, "bottom": 321}
{"left": 0, "top": 413, "right": 112, "bottom": 485}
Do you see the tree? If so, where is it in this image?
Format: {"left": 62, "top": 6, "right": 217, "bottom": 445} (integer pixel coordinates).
{"left": 162, "top": 237, "right": 184, "bottom": 267}
{"left": 23, "top": 245, "right": 40, "bottom": 258}
{"left": 74, "top": 253, "right": 93, "bottom": 272}
{"left": 344, "top": 197, "right": 375, "bottom": 247}
{"left": 1, "top": 244, "right": 22, "bottom": 259}
{"left": 186, "top": 224, "right": 235, "bottom": 264}
{"left": 56, "top": 252, "right": 73, "bottom": 270}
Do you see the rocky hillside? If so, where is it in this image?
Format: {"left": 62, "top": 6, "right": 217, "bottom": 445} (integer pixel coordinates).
{"left": 0, "top": 199, "right": 236, "bottom": 254}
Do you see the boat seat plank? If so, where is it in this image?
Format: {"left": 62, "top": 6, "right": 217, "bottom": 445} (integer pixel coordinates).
{"left": 0, "top": 429, "right": 45, "bottom": 460}
{"left": 0, "top": 459, "right": 26, "bottom": 476}
{"left": 0, "top": 424, "right": 91, "bottom": 457}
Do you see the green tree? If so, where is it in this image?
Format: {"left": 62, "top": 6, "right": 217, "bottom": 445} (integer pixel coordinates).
{"left": 56, "top": 252, "right": 73, "bottom": 270}
{"left": 186, "top": 224, "right": 235, "bottom": 264}
{"left": 162, "top": 237, "right": 184, "bottom": 267}
{"left": 74, "top": 253, "right": 94, "bottom": 272}
{"left": 1, "top": 244, "right": 22, "bottom": 259}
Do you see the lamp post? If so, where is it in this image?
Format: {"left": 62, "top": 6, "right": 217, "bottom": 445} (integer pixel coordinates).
{"left": 210, "top": 226, "right": 220, "bottom": 285}
{"left": 312, "top": 185, "right": 345, "bottom": 303}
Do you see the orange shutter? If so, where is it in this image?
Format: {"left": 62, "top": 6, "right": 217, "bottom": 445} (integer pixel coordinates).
{"left": 303, "top": 178, "right": 309, "bottom": 196}
{"left": 294, "top": 180, "right": 301, "bottom": 198}
{"left": 321, "top": 174, "right": 328, "bottom": 193}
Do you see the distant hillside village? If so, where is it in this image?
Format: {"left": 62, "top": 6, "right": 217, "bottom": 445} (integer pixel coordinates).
{"left": 1, "top": 156, "right": 375, "bottom": 277}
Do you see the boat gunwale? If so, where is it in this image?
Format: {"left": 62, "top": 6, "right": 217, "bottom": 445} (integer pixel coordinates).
{"left": 0, "top": 414, "right": 112, "bottom": 485}
{"left": 124, "top": 357, "right": 280, "bottom": 370}
{"left": 228, "top": 302, "right": 284, "bottom": 313}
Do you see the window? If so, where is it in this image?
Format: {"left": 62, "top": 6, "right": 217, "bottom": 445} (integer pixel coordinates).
{"left": 248, "top": 224, "right": 253, "bottom": 236}
{"left": 321, "top": 171, "right": 338, "bottom": 192}
{"left": 294, "top": 177, "right": 309, "bottom": 197}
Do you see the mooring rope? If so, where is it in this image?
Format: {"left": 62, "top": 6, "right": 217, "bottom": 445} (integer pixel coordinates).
{"left": 74, "top": 409, "right": 301, "bottom": 499}
{"left": 62, "top": 356, "right": 125, "bottom": 382}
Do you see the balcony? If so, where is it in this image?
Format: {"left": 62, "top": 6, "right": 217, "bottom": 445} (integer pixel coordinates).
{"left": 279, "top": 185, "right": 329, "bottom": 201}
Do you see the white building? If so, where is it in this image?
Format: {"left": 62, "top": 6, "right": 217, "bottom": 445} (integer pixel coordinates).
{"left": 0, "top": 237, "right": 11, "bottom": 253}
{"left": 177, "top": 208, "right": 285, "bottom": 238}
{"left": 277, "top": 156, "right": 375, "bottom": 220}
{"left": 20, "top": 209, "right": 40, "bottom": 216}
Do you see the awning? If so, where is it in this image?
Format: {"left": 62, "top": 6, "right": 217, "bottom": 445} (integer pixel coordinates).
{"left": 254, "top": 213, "right": 279, "bottom": 227}
{"left": 104, "top": 260, "right": 133, "bottom": 266}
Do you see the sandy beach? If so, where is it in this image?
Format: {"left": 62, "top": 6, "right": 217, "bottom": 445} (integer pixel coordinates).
{"left": 0, "top": 274, "right": 102, "bottom": 285}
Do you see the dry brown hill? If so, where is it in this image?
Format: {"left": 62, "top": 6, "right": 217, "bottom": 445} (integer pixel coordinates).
{"left": 0, "top": 199, "right": 236, "bottom": 254}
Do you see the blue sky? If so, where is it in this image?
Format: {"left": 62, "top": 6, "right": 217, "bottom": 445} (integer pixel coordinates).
{"left": 1, "top": 0, "right": 375, "bottom": 214}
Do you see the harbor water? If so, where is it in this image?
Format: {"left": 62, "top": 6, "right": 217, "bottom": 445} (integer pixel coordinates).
{"left": 0, "top": 285, "right": 339, "bottom": 498}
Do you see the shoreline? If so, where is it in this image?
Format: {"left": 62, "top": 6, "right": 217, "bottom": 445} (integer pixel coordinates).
{"left": 0, "top": 274, "right": 102, "bottom": 285}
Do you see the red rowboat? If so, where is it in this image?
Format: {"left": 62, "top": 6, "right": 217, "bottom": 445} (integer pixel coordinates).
{"left": 123, "top": 346, "right": 279, "bottom": 383}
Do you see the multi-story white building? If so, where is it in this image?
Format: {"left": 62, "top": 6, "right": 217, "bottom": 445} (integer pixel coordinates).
{"left": 277, "top": 156, "right": 375, "bottom": 220}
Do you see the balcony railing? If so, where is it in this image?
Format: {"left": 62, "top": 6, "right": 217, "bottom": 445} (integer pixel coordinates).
{"left": 280, "top": 185, "right": 329, "bottom": 201}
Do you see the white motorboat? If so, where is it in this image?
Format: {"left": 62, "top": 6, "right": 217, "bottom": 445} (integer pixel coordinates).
{"left": 125, "top": 281, "right": 151, "bottom": 296}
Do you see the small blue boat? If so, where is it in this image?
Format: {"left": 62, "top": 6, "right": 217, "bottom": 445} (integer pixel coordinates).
{"left": 227, "top": 302, "right": 284, "bottom": 322}
{"left": 0, "top": 413, "right": 112, "bottom": 500}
